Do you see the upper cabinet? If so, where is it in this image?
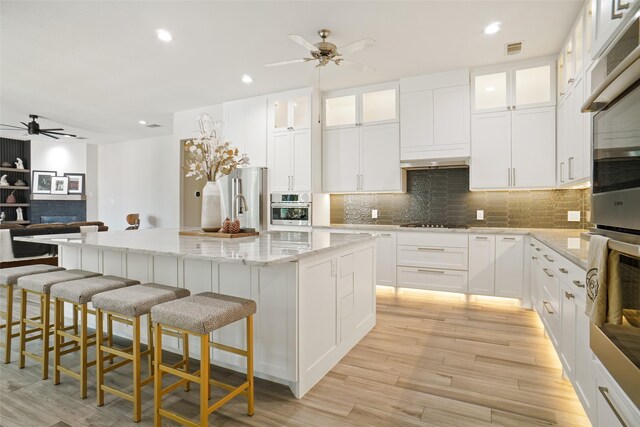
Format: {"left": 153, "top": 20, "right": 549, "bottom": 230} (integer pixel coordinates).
{"left": 592, "top": 0, "right": 637, "bottom": 57}
{"left": 400, "top": 69, "right": 470, "bottom": 161}
{"left": 558, "top": 0, "right": 595, "bottom": 102}
{"left": 223, "top": 96, "right": 268, "bottom": 167}
{"left": 270, "top": 89, "right": 311, "bottom": 132}
{"left": 471, "top": 58, "right": 556, "bottom": 114}
{"left": 323, "top": 83, "right": 399, "bottom": 130}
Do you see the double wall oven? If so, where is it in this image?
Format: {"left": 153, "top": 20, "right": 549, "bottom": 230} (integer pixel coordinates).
{"left": 583, "top": 11, "right": 640, "bottom": 410}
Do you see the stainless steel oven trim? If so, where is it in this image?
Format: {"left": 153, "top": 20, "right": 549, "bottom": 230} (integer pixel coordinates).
{"left": 271, "top": 203, "right": 312, "bottom": 208}
{"left": 590, "top": 323, "right": 640, "bottom": 409}
{"left": 271, "top": 219, "right": 312, "bottom": 226}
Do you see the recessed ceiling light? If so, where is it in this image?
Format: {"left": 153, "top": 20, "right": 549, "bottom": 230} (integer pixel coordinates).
{"left": 156, "top": 29, "right": 173, "bottom": 42}
{"left": 241, "top": 74, "right": 253, "bottom": 84}
{"left": 485, "top": 86, "right": 496, "bottom": 92}
{"left": 484, "top": 22, "right": 501, "bottom": 35}
{"left": 138, "top": 120, "right": 147, "bottom": 125}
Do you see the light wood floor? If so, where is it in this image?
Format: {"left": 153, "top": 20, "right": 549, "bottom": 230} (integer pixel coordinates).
{"left": 0, "top": 287, "right": 590, "bottom": 426}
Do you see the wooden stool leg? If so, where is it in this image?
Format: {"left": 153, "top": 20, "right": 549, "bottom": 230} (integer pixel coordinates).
{"left": 247, "top": 315, "right": 254, "bottom": 416}
{"left": 96, "top": 308, "right": 105, "bottom": 407}
{"left": 107, "top": 313, "right": 113, "bottom": 365}
{"left": 4, "top": 285, "right": 13, "bottom": 364}
{"left": 80, "top": 304, "right": 88, "bottom": 398}
{"left": 53, "top": 299, "right": 61, "bottom": 385}
{"left": 146, "top": 313, "right": 153, "bottom": 377}
{"left": 132, "top": 316, "right": 142, "bottom": 422}
{"left": 199, "top": 333, "right": 209, "bottom": 427}
{"left": 18, "top": 289, "right": 27, "bottom": 369}
{"left": 42, "top": 293, "right": 51, "bottom": 380}
{"left": 154, "top": 324, "right": 163, "bottom": 427}
{"left": 183, "top": 332, "right": 190, "bottom": 392}
{"left": 73, "top": 303, "right": 79, "bottom": 335}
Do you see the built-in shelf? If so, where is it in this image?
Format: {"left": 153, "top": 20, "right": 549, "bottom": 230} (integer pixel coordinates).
{"left": 0, "top": 203, "right": 30, "bottom": 207}
{"left": 31, "top": 194, "right": 86, "bottom": 201}
{"left": 1, "top": 220, "right": 30, "bottom": 225}
{"left": 0, "top": 167, "right": 30, "bottom": 173}
{"left": 0, "top": 186, "right": 30, "bottom": 190}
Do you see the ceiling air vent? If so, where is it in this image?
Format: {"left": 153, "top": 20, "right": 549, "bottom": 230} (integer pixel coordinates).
{"left": 145, "top": 123, "right": 162, "bottom": 128}
{"left": 505, "top": 41, "right": 523, "bottom": 56}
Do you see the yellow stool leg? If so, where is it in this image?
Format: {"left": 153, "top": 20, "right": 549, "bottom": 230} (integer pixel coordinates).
{"left": 80, "top": 304, "right": 88, "bottom": 398}
{"left": 96, "top": 308, "right": 105, "bottom": 407}
{"left": 183, "top": 332, "right": 190, "bottom": 392}
{"left": 199, "top": 333, "right": 209, "bottom": 427}
{"left": 132, "top": 316, "right": 142, "bottom": 422}
{"left": 18, "top": 289, "right": 27, "bottom": 369}
{"left": 42, "top": 293, "right": 51, "bottom": 380}
{"left": 154, "top": 323, "right": 163, "bottom": 427}
{"left": 247, "top": 315, "right": 254, "bottom": 416}
{"left": 147, "top": 313, "right": 153, "bottom": 376}
{"left": 53, "top": 298, "right": 61, "bottom": 384}
{"left": 4, "top": 284, "right": 14, "bottom": 364}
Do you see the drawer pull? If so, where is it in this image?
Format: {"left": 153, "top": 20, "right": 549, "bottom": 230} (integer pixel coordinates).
{"left": 573, "top": 280, "right": 585, "bottom": 288}
{"left": 565, "top": 291, "right": 575, "bottom": 300}
{"left": 380, "top": 233, "right": 392, "bottom": 237}
{"left": 598, "top": 386, "right": 628, "bottom": 427}
{"left": 417, "top": 247, "right": 445, "bottom": 251}
{"left": 417, "top": 269, "right": 445, "bottom": 274}
{"left": 559, "top": 268, "right": 568, "bottom": 274}
{"left": 542, "top": 301, "right": 554, "bottom": 315}
{"left": 503, "top": 237, "right": 516, "bottom": 240}
{"left": 535, "top": 248, "right": 541, "bottom": 252}
{"left": 543, "top": 255, "right": 554, "bottom": 262}
{"left": 530, "top": 243, "right": 535, "bottom": 247}
{"left": 475, "top": 236, "right": 488, "bottom": 240}
{"left": 532, "top": 256, "right": 538, "bottom": 260}
{"left": 543, "top": 268, "right": 554, "bottom": 278}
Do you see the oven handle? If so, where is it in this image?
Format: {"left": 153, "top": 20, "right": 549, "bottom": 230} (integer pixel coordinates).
{"left": 598, "top": 386, "right": 628, "bottom": 427}
{"left": 271, "top": 203, "right": 312, "bottom": 208}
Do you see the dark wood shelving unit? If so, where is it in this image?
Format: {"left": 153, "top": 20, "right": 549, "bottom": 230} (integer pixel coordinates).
{"left": 0, "top": 138, "right": 31, "bottom": 223}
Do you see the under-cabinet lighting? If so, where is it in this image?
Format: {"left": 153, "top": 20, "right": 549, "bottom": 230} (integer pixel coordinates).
{"left": 484, "top": 22, "right": 501, "bottom": 35}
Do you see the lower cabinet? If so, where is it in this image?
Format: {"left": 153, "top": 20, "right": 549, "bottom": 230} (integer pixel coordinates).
{"left": 594, "top": 361, "right": 640, "bottom": 427}
{"left": 468, "top": 234, "right": 524, "bottom": 299}
{"left": 397, "top": 266, "right": 468, "bottom": 293}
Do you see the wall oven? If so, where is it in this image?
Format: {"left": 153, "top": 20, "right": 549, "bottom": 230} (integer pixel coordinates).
{"left": 270, "top": 193, "right": 312, "bottom": 226}
{"left": 584, "top": 14, "right": 640, "bottom": 234}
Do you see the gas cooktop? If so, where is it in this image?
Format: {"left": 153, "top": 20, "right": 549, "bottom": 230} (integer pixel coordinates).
{"left": 399, "top": 223, "right": 469, "bottom": 229}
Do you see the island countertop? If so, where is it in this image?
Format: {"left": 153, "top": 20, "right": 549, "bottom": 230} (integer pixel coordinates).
{"left": 14, "top": 228, "right": 377, "bottom": 267}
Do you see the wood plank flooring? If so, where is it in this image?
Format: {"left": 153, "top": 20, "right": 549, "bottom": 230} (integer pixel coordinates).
{"left": 0, "top": 287, "right": 590, "bottom": 426}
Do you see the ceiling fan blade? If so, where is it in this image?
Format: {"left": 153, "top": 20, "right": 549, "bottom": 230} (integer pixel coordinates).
{"left": 0, "top": 123, "right": 26, "bottom": 129}
{"left": 20, "top": 122, "right": 29, "bottom": 127}
{"left": 288, "top": 34, "right": 319, "bottom": 52}
{"left": 42, "top": 131, "right": 77, "bottom": 137}
{"left": 40, "top": 128, "right": 64, "bottom": 131}
{"left": 40, "top": 132, "right": 59, "bottom": 139}
{"left": 338, "top": 38, "right": 376, "bottom": 55}
{"left": 338, "top": 59, "right": 376, "bottom": 72}
{"left": 265, "top": 58, "right": 310, "bottom": 67}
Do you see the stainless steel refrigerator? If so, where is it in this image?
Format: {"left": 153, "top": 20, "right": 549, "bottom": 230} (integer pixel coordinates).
{"left": 218, "top": 167, "right": 268, "bottom": 231}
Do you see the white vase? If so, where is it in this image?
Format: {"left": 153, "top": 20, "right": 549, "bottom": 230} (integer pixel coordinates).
{"left": 201, "top": 180, "right": 222, "bottom": 232}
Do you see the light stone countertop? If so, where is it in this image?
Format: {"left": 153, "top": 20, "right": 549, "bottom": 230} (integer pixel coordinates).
{"left": 316, "top": 224, "right": 589, "bottom": 269}
{"left": 14, "top": 228, "right": 377, "bottom": 267}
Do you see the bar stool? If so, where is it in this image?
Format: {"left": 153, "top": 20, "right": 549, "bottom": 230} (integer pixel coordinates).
{"left": 17, "top": 269, "right": 101, "bottom": 379}
{"left": 151, "top": 292, "right": 257, "bottom": 427}
{"left": 50, "top": 275, "right": 139, "bottom": 398}
{"left": 92, "top": 283, "right": 191, "bottom": 422}
{"left": 0, "top": 265, "right": 65, "bottom": 364}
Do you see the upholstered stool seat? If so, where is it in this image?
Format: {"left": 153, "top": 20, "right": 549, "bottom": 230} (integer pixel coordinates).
{"left": 50, "top": 275, "right": 139, "bottom": 398}
{"left": 17, "top": 269, "right": 101, "bottom": 379}
{"left": 0, "top": 264, "right": 65, "bottom": 364}
{"left": 93, "top": 283, "right": 191, "bottom": 422}
{"left": 151, "top": 292, "right": 257, "bottom": 426}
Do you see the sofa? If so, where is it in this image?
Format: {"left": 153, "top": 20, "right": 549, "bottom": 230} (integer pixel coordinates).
{"left": 0, "top": 221, "right": 108, "bottom": 268}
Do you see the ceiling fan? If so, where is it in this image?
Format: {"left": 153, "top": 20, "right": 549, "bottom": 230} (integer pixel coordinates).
{"left": 0, "top": 114, "right": 77, "bottom": 139}
{"left": 265, "top": 29, "right": 376, "bottom": 72}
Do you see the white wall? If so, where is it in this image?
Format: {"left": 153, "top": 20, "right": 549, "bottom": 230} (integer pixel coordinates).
{"left": 98, "top": 135, "right": 176, "bottom": 230}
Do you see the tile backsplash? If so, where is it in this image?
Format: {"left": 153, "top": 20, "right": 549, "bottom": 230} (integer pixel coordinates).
{"left": 330, "top": 168, "right": 591, "bottom": 229}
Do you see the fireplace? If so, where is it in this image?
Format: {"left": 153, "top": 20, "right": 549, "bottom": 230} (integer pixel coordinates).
{"left": 41, "top": 215, "right": 79, "bottom": 224}
{"left": 30, "top": 200, "right": 86, "bottom": 224}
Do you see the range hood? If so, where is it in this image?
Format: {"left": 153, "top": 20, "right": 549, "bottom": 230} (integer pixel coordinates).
{"left": 400, "top": 157, "right": 469, "bottom": 170}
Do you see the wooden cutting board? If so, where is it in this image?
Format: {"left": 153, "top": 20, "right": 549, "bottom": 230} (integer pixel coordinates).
{"left": 179, "top": 230, "right": 259, "bottom": 239}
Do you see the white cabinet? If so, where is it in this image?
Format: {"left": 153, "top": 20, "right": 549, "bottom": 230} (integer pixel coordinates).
{"left": 323, "top": 82, "right": 399, "bottom": 129}
{"left": 323, "top": 123, "right": 402, "bottom": 193}
{"left": 593, "top": 0, "right": 637, "bottom": 57}
{"left": 470, "top": 106, "right": 556, "bottom": 190}
{"left": 595, "top": 360, "right": 640, "bottom": 427}
{"left": 269, "top": 89, "right": 311, "bottom": 132}
{"left": 471, "top": 58, "right": 556, "bottom": 114}
{"left": 223, "top": 96, "right": 268, "bottom": 167}
{"left": 269, "top": 129, "right": 311, "bottom": 192}
{"left": 469, "top": 234, "right": 524, "bottom": 299}
{"left": 400, "top": 69, "right": 470, "bottom": 160}
{"left": 560, "top": 284, "right": 577, "bottom": 379}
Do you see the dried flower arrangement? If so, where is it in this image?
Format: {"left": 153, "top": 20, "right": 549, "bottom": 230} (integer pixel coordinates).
{"left": 184, "top": 114, "right": 249, "bottom": 182}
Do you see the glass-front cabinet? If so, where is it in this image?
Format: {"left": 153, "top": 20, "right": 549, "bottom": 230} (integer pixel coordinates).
{"left": 471, "top": 58, "right": 556, "bottom": 113}
{"left": 323, "top": 82, "right": 398, "bottom": 129}
{"left": 269, "top": 89, "right": 311, "bottom": 132}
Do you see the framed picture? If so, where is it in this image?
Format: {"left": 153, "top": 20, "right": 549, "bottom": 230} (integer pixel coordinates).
{"left": 64, "top": 173, "right": 85, "bottom": 194}
{"left": 33, "top": 170, "right": 56, "bottom": 194}
{"left": 50, "top": 176, "right": 69, "bottom": 195}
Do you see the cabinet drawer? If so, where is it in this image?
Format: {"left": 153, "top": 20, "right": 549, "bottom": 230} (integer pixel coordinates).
{"left": 397, "top": 232, "right": 468, "bottom": 248}
{"left": 397, "top": 267, "right": 468, "bottom": 293}
{"left": 554, "top": 254, "right": 587, "bottom": 299}
{"left": 539, "top": 294, "right": 561, "bottom": 349}
{"left": 540, "top": 264, "right": 561, "bottom": 314}
{"left": 398, "top": 245, "right": 468, "bottom": 270}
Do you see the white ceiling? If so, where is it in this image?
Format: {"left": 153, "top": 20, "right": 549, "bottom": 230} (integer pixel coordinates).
{"left": 0, "top": 0, "right": 582, "bottom": 144}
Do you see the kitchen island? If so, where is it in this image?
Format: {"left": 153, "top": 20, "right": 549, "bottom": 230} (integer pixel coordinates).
{"left": 15, "top": 229, "right": 378, "bottom": 398}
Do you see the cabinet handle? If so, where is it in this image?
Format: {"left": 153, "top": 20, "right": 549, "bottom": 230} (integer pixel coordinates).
{"left": 560, "top": 91, "right": 565, "bottom": 96}
{"left": 573, "top": 280, "right": 585, "bottom": 288}
{"left": 508, "top": 168, "right": 511, "bottom": 186}
{"left": 418, "top": 247, "right": 445, "bottom": 251}
{"left": 512, "top": 105, "right": 516, "bottom": 110}
{"left": 544, "top": 254, "right": 554, "bottom": 262}
{"left": 569, "top": 157, "right": 575, "bottom": 180}
{"left": 565, "top": 291, "right": 575, "bottom": 300}
{"left": 535, "top": 248, "right": 541, "bottom": 252}
{"left": 512, "top": 168, "right": 516, "bottom": 186}
{"left": 356, "top": 174, "right": 360, "bottom": 190}
{"left": 360, "top": 174, "right": 363, "bottom": 190}
{"left": 530, "top": 243, "right": 535, "bottom": 247}
{"left": 507, "top": 106, "right": 511, "bottom": 111}
{"left": 475, "top": 236, "right": 488, "bottom": 240}
{"left": 598, "top": 386, "right": 628, "bottom": 427}
{"left": 417, "top": 269, "right": 445, "bottom": 274}
{"left": 543, "top": 268, "right": 554, "bottom": 277}
{"left": 559, "top": 268, "right": 568, "bottom": 274}
{"left": 532, "top": 256, "right": 538, "bottom": 260}
{"left": 542, "top": 301, "right": 554, "bottom": 315}
{"left": 568, "top": 78, "right": 575, "bottom": 84}
{"left": 560, "top": 162, "right": 565, "bottom": 183}
{"left": 503, "top": 237, "right": 516, "bottom": 241}
{"left": 611, "top": 0, "right": 625, "bottom": 19}
{"left": 380, "top": 233, "right": 392, "bottom": 237}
